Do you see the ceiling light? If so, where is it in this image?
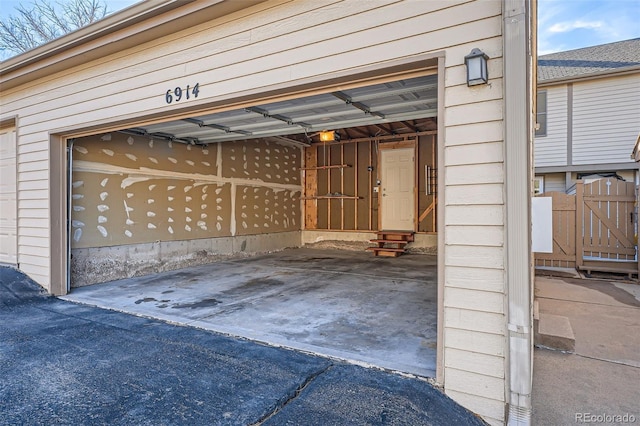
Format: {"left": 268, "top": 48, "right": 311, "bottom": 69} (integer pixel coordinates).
{"left": 319, "top": 130, "right": 340, "bottom": 142}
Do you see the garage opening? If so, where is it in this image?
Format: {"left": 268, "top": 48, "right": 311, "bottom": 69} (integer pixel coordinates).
{"left": 64, "top": 72, "right": 440, "bottom": 377}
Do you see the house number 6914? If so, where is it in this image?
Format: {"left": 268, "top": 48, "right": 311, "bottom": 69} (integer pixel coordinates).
{"left": 165, "top": 83, "right": 200, "bottom": 104}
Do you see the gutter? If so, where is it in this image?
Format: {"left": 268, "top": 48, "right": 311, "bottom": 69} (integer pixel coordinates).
{"left": 504, "top": 0, "right": 534, "bottom": 424}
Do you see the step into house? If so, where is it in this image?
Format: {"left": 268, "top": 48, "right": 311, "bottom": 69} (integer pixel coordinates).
{"left": 366, "top": 231, "right": 414, "bottom": 257}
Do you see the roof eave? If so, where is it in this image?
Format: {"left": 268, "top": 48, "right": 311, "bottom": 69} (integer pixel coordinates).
{"left": 1, "top": 0, "right": 186, "bottom": 72}
{"left": 0, "top": 0, "right": 267, "bottom": 91}
{"left": 538, "top": 64, "right": 640, "bottom": 87}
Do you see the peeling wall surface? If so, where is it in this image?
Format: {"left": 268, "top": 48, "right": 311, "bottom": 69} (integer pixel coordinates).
{"left": 71, "top": 133, "right": 302, "bottom": 285}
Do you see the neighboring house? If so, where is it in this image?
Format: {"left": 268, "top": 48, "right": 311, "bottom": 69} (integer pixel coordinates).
{"left": 0, "top": 1, "right": 536, "bottom": 424}
{"left": 534, "top": 38, "right": 640, "bottom": 194}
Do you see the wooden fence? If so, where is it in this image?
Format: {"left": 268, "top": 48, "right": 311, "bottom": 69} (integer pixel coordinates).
{"left": 534, "top": 192, "right": 576, "bottom": 268}
{"left": 535, "top": 179, "right": 639, "bottom": 278}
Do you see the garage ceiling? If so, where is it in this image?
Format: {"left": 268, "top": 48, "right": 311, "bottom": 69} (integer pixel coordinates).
{"left": 123, "top": 74, "right": 437, "bottom": 146}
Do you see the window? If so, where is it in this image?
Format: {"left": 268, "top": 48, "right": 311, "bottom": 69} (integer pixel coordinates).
{"left": 535, "top": 90, "right": 547, "bottom": 137}
{"left": 533, "top": 176, "right": 544, "bottom": 195}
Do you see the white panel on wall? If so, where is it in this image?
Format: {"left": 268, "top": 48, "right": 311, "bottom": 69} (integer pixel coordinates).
{"left": 532, "top": 197, "right": 552, "bottom": 253}
{"left": 541, "top": 173, "right": 566, "bottom": 193}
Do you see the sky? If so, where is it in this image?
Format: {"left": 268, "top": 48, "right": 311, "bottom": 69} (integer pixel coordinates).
{"left": 1, "top": 0, "right": 640, "bottom": 60}
{"left": 537, "top": 0, "right": 640, "bottom": 55}
{"left": 0, "top": 0, "right": 140, "bottom": 21}
{"left": 0, "top": 0, "right": 140, "bottom": 59}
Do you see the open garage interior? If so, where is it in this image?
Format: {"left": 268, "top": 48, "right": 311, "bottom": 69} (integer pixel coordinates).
{"left": 66, "top": 72, "right": 440, "bottom": 377}
{"left": 64, "top": 248, "right": 438, "bottom": 377}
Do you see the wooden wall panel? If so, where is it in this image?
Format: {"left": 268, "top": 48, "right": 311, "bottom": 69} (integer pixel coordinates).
{"left": 315, "top": 143, "right": 328, "bottom": 229}
{"left": 304, "top": 148, "right": 317, "bottom": 229}
{"left": 418, "top": 134, "right": 436, "bottom": 233}
{"left": 356, "top": 141, "right": 373, "bottom": 230}
{"left": 329, "top": 145, "right": 342, "bottom": 230}
{"left": 342, "top": 143, "right": 356, "bottom": 230}
{"left": 308, "top": 135, "right": 435, "bottom": 233}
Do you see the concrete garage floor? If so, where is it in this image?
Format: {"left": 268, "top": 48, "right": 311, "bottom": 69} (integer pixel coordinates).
{"left": 63, "top": 248, "right": 438, "bottom": 377}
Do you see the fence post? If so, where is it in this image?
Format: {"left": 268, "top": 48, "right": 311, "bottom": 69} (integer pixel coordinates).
{"left": 575, "top": 180, "right": 584, "bottom": 270}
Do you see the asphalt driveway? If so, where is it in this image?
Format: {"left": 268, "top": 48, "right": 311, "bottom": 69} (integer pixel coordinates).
{"left": 0, "top": 266, "right": 483, "bottom": 425}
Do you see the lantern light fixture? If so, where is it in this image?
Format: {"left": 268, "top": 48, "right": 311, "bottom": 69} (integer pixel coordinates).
{"left": 464, "top": 48, "right": 489, "bottom": 86}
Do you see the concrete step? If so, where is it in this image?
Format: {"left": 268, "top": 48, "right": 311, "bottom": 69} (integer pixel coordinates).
{"left": 534, "top": 313, "right": 575, "bottom": 352}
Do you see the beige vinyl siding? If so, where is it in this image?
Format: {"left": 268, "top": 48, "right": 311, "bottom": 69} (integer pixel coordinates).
{"left": 534, "top": 85, "right": 567, "bottom": 167}
{"left": 441, "top": 3, "right": 506, "bottom": 418}
{"left": 445, "top": 389, "right": 506, "bottom": 426}
{"left": 17, "top": 142, "right": 50, "bottom": 285}
{"left": 617, "top": 170, "right": 636, "bottom": 182}
{"left": 541, "top": 172, "right": 566, "bottom": 193}
{"left": 0, "top": 1, "right": 509, "bottom": 421}
{"left": 572, "top": 74, "right": 640, "bottom": 165}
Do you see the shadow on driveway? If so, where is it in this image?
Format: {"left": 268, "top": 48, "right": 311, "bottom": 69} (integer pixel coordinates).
{"left": 0, "top": 266, "right": 484, "bottom": 425}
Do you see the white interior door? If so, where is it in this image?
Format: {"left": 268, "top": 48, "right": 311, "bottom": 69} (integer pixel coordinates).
{"left": 380, "top": 147, "right": 415, "bottom": 230}
{"left": 0, "top": 126, "right": 18, "bottom": 265}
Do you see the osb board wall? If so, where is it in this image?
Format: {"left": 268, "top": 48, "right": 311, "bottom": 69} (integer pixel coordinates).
{"left": 308, "top": 135, "right": 436, "bottom": 232}
{"left": 71, "top": 133, "right": 301, "bottom": 248}
{"left": 417, "top": 134, "right": 437, "bottom": 233}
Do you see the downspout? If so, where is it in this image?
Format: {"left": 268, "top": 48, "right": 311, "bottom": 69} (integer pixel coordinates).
{"left": 503, "top": 0, "right": 534, "bottom": 424}
{"left": 66, "top": 139, "right": 74, "bottom": 293}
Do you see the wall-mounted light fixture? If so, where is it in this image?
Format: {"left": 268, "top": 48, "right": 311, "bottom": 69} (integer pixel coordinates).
{"left": 464, "top": 48, "right": 489, "bottom": 86}
{"left": 319, "top": 130, "right": 340, "bottom": 142}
